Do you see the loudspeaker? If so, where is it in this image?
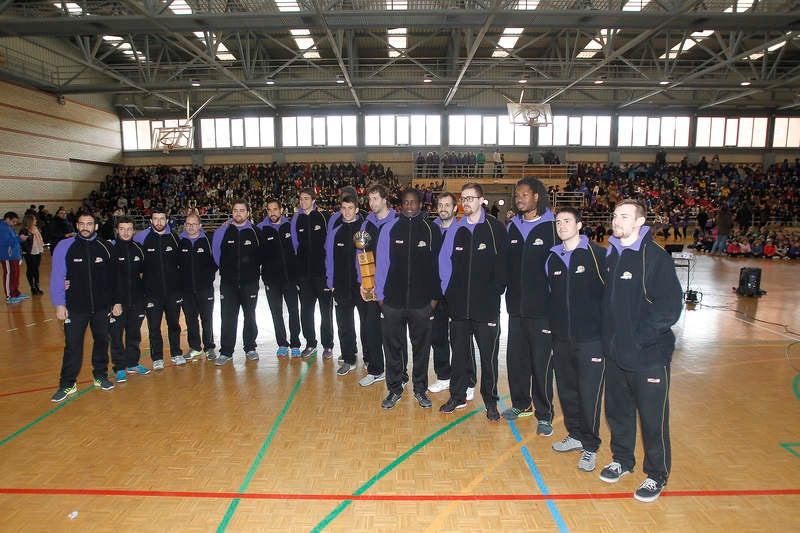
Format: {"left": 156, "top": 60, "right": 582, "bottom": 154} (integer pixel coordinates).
{"left": 665, "top": 244, "right": 684, "bottom": 254}
{"left": 736, "top": 267, "right": 762, "bottom": 297}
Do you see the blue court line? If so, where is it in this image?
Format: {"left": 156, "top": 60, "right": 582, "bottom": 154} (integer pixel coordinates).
{"left": 216, "top": 356, "right": 315, "bottom": 532}
{"left": 0, "top": 387, "right": 92, "bottom": 448}
{"left": 499, "top": 400, "right": 569, "bottom": 533}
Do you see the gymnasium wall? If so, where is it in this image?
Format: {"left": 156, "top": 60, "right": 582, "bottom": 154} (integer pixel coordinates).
{"left": 0, "top": 81, "right": 121, "bottom": 217}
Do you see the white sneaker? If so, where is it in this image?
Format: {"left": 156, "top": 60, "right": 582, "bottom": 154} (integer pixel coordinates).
{"left": 153, "top": 359, "right": 165, "bottom": 371}
{"left": 466, "top": 387, "right": 475, "bottom": 401}
{"left": 358, "top": 373, "right": 385, "bottom": 387}
{"left": 578, "top": 450, "right": 597, "bottom": 472}
{"left": 170, "top": 355, "right": 187, "bottom": 365}
{"left": 428, "top": 379, "right": 450, "bottom": 393}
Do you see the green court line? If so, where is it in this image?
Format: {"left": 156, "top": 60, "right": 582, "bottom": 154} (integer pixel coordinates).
{"left": 779, "top": 443, "right": 800, "bottom": 460}
{"left": 794, "top": 374, "right": 800, "bottom": 402}
{"left": 0, "top": 387, "right": 92, "bottom": 447}
{"left": 216, "top": 356, "right": 315, "bottom": 532}
{"left": 311, "top": 407, "right": 485, "bottom": 532}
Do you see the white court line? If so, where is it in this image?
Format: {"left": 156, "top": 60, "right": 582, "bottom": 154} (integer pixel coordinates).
{"left": 24, "top": 323, "right": 36, "bottom": 327}
{"left": 6, "top": 328, "right": 17, "bottom": 332}
{"left": 734, "top": 315, "right": 800, "bottom": 342}
{"left": 43, "top": 318, "right": 53, "bottom": 322}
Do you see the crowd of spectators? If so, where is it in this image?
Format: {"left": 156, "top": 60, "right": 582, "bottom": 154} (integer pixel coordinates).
{"left": 562, "top": 157, "right": 800, "bottom": 260}
{"left": 80, "top": 161, "right": 404, "bottom": 224}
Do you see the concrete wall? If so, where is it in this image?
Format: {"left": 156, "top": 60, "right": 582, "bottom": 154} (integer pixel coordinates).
{"left": 0, "top": 81, "right": 121, "bottom": 216}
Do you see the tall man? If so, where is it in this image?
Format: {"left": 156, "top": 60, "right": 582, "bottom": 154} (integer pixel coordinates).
{"left": 504, "top": 177, "right": 560, "bottom": 436}
{"left": 291, "top": 188, "right": 333, "bottom": 359}
{"left": 211, "top": 200, "right": 262, "bottom": 366}
{"left": 109, "top": 216, "right": 151, "bottom": 383}
{"left": 258, "top": 199, "right": 301, "bottom": 359}
{"left": 375, "top": 189, "right": 442, "bottom": 409}
{"left": 178, "top": 214, "right": 218, "bottom": 361}
{"left": 428, "top": 192, "right": 457, "bottom": 394}
{"left": 1, "top": 212, "right": 25, "bottom": 303}
{"left": 50, "top": 212, "right": 115, "bottom": 402}
{"left": 325, "top": 195, "right": 365, "bottom": 376}
{"left": 545, "top": 207, "right": 607, "bottom": 472}
{"left": 134, "top": 208, "right": 185, "bottom": 370}
{"left": 439, "top": 183, "right": 508, "bottom": 421}
{"left": 354, "top": 183, "right": 396, "bottom": 386}
{"left": 599, "top": 199, "right": 682, "bottom": 503}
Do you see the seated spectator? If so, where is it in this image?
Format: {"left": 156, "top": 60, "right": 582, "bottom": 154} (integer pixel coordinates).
{"left": 763, "top": 240, "right": 777, "bottom": 258}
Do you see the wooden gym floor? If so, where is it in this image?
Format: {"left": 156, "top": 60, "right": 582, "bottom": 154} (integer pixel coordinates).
{"left": 0, "top": 248, "right": 799, "bottom": 532}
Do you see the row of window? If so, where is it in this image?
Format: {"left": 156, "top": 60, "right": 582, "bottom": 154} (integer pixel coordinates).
{"left": 121, "top": 115, "right": 800, "bottom": 151}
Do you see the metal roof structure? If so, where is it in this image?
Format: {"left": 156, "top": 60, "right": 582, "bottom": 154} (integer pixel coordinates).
{"left": 1, "top": 0, "right": 799, "bottom": 117}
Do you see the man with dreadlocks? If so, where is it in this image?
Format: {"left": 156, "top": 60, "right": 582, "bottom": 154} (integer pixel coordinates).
{"left": 503, "top": 177, "right": 561, "bottom": 437}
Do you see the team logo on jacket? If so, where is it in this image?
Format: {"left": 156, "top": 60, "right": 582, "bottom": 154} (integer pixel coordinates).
{"left": 197, "top": 248, "right": 205, "bottom": 253}
{"left": 299, "top": 228, "right": 305, "bottom": 232}
{"left": 227, "top": 240, "right": 235, "bottom": 244}
{"left": 510, "top": 239, "right": 518, "bottom": 244}
{"left": 285, "top": 233, "right": 291, "bottom": 238}
{"left": 147, "top": 248, "right": 155, "bottom": 252}
{"left": 477, "top": 243, "right": 487, "bottom": 250}
{"left": 647, "top": 377, "right": 662, "bottom": 384}
{"left": 620, "top": 271, "right": 633, "bottom": 280}
{"left": 165, "top": 246, "right": 173, "bottom": 251}
{"left": 417, "top": 240, "right": 427, "bottom": 247}
{"left": 94, "top": 257, "right": 103, "bottom": 263}
{"left": 146, "top": 302, "right": 154, "bottom": 308}
{"left": 337, "top": 242, "right": 344, "bottom": 247}
{"left": 267, "top": 236, "right": 274, "bottom": 241}
{"left": 455, "top": 246, "right": 463, "bottom": 251}
{"left": 314, "top": 225, "right": 321, "bottom": 231}
{"left": 533, "top": 238, "right": 544, "bottom": 246}
{"left": 591, "top": 357, "right": 603, "bottom": 363}
{"left": 181, "top": 248, "right": 189, "bottom": 252}
{"left": 553, "top": 270, "right": 562, "bottom": 276}
{"left": 244, "top": 240, "right": 252, "bottom": 246}
{"left": 73, "top": 258, "right": 83, "bottom": 262}
{"left": 118, "top": 257, "right": 125, "bottom": 261}
{"left": 575, "top": 265, "right": 585, "bottom": 274}
{"left": 395, "top": 240, "right": 404, "bottom": 244}
{"left": 134, "top": 256, "right": 140, "bottom": 261}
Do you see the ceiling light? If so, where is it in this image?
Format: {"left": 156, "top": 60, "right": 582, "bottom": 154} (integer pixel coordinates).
{"left": 659, "top": 79, "right": 670, "bottom": 85}
{"left": 593, "top": 79, "right": 604, "bottom": 85}
{"left": 423, "top": 75, "right": 432, "bottom": 83}
{"left": 518, "top": 77, "right": 528, "bottom": 84}
{"left": 265, "top": 78, "right": 276, "bottom": 85}
{"left": 740, "top": 80, "right": 751, "bottom": 86}
{"left": 190, "top": 79, "right": 200, "bottom": 87}
{"left": 336, "top": 75, "right": 345, "bottom": 84}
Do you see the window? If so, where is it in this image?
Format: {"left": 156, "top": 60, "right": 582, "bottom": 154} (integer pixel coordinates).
{"left": 201, "top": 117, "right": 275, "bottom": 148}
{"left": 773, "top": 117, "right": 800, "bottom": 148}
{"left": 618, "top": 116, "right": 688, "bottom": 147}
{"left": 540, "top": 115, "right": 610, "bottom": 146}
{"left": 368, "top": 114, "right": 440, "bottom": 145}
{"left": 696, "top": 116, "right": 767, "bottom": 148}
{"left": 450, "top": 114, "right": 525, "bottom": 146}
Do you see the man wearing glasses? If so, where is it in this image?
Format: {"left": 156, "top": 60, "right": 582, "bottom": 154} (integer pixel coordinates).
{"left": 438, "top": 183, "right": 508, "bottom": 421}
{"left": 134, "top": 208, "right": 185, "bottom": 370}
{"left": 178, "top": 214, "right": 218, "bottom": 362}
{"left": 211, "top": 200, "right": 262, "bottom": 366}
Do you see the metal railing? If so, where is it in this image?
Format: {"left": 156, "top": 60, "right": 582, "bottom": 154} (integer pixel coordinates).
{"left": 412, "top": 163, "right": 574, "bottom": 181}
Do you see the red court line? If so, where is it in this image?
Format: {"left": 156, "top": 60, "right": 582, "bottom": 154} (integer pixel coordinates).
{"left": 0, "top": 379, "right": 94, "bottom": 398}
{"left": 0, "top": 487, "right": 798, "bottom": 501}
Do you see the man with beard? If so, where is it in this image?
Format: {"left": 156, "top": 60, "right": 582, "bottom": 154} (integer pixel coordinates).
{"left": 109, "top": 216, "right": 151, "bottom": 383}
{"left": 50, "top": 212, "right": 115, "bottom": 402}
{"left": 325, "top": 195, "right": 365, "bottom": 376}
{"left": 134, "top": 208, "right": 184, "bottom": 370}
{"left": 545, "top": 207, "right": 607, "bottom": 472}
{"left": 354, "top": 183, "right": 397, "bottom": 386}
{"left": 375, "top": 189, "right": 442, "bottom": 410}
{"left": 258, "top": 199, "right": 301, "bottom": 359}
{"left": 503, "top": 177, "right": 560, "bottom": 436}
{"left": 599, "top": 199, "right": 682, "bottom": 503}
{"left": 211, "top": 200, "right": 262, "bottom": 365}
{"left": 178, "top": 214, "right": 218, "bottom": 362}
{"left": 291, "top": 189, "right": 333, "bottom": 360}
{"left": 438, "top": 183, "right": 508, "bottom": 421}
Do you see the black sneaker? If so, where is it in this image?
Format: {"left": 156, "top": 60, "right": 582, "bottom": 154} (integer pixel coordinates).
{"left": 599, "top": 461, "right": 632, "bottom": 483}
{"left": 634, "top": 477, "right": 666, "bottom": 502}
{"left": 381, "top": 392, "right": 402, "bottom": 409}
{"left": 414, "top": 392, "right": 432, "bottom": 408}
{"left": 439, "top": 397, "right": 467, "bottom": 414}
{"left": 93, "top": 377, "right": 115, "bottom": 391}
{"left": 486, "top": 404, "right": 501, "bottom": 421}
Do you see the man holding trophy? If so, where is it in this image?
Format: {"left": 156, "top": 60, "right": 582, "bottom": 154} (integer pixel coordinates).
{"left": 354, "top": 183, "right": 397, "bottom": 387}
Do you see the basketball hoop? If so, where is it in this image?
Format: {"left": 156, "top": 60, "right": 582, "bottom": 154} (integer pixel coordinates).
{"left": 507, "top": 102, "right": 553, "bottom": 127}
{"left": 152, "top": 124, "right": 194, "bottom": 152}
